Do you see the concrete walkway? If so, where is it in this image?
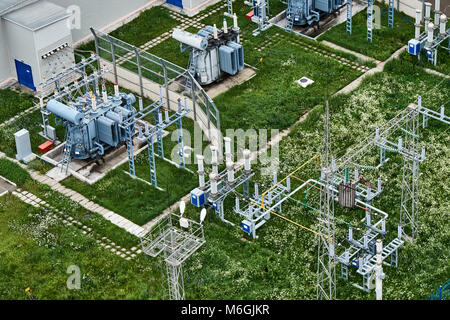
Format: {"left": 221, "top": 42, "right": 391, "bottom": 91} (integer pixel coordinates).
{"left": 335, "top": 45, "right": 408, "bottom": 96}
{"left": 0, "top": 151, "right": 146, "bottom": 238}
{"left": 11, "top": 188, "right": 142, "bottom": 260}
{"left": 321, "top": 40, "right": 379, "bottom": 64}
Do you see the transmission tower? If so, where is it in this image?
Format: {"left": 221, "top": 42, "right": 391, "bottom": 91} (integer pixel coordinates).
{"left": 316, "top": 100, "right": 337, "bottom": 300}
{"left": 400, "top": 104, "right": 421, "bottom": 240}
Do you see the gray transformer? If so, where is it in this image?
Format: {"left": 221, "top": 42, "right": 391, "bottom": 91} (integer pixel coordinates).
{"left": 287, "top": 0, "right": 345, "bottom": 26}
{"left": 46, "top": 91, "right": 136, "bottom": 160}
{"left": 173, "top": 24, "right": 244, "bottom": 86}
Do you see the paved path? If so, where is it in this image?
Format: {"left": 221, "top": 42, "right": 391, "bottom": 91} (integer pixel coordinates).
{"left": 0, "top": 151, "right": 146, "bottom": 238}
{"left": 11, "top": 188, "right": 142, "bottom": 259}
{"left": 335, "top": 45, "right": 408, "bottom": 95}
{"left": 321, "top": 40, "right": 378, "bottom": 64}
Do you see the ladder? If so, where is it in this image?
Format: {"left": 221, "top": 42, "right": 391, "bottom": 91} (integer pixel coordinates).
{"left": 177, "top": 117, "right": 185, "bottom": 168}
{"left": 367, "top": 0, "right": 374, "bottom": 42}
{"left": 125, "top": 125, "right": 136, "bottom": 177}
{"left": 153, "top": 110, "right": 164, "bottom": 158}
{"left": 388, "top": 0, "right": 394, "bottom": 28}
{"left": 147, "top": 138, "right": 158, "bottom": 187}
{"left": 346, "top": 0, "right": 353, "bottom": 34}
{"left": 61, "top": 131, "right": 73, "bottom": 175}
{"left": 285, "top": 2, "right": 294, "bottom": 32}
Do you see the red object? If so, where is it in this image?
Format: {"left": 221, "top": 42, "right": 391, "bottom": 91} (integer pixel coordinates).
{"left": 38, "top": 141, "right": 53, "bottom": 153}
{"left": 246, "top": 10, "right": 254, "bottom": 20}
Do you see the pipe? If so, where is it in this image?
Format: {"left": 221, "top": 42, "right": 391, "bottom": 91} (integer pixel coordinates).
{"left": 102, "top": 84, "right": 108, "bottom": 104}
{"left": 224, "top": 137, "right": 232, "bottom": 163}
{"left": 213, "top": 24, "right": 218, "bottom": 39}
{"left": 427, "top": 22, "right": 435, "bottom": 44}
{"left": 197, "top": 155, "right": 205, "bottom": 189}
{"left": 375, "top": 239, "right": 384, "bottom": 300}
{"left": 440, "top": 14, "right": 448, "bottom": 36}
{"left": 223, "top": 18, "right": 228, "bottom": 34}
{"left": 211, "top": 146, "right": 218, "bottom": 174}
{"left": 210, "top": 172, "right": 218, "bottom": 196}
{"left": 243, "top": 149, "right": 251, "bottom": 173}
{"left": 226, "top": 161, "right": 235, "bottom": 184}
{"left": 415, "top": 9, "right": 422, "bottom": 39}
{"left": 434, "top": 0, "right": 440, "bottom": 26}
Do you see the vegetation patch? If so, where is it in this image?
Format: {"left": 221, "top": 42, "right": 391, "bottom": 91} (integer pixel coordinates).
{"left": 319, "top": 2, "right": 414, "bottom": 61}
{"left": 0, "top": 89, "right": 37, "bottom": 124}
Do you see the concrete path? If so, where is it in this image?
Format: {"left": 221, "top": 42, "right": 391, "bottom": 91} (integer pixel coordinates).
{"left": 321, "top": 40, "right": 379, "bottom": 64}
{"left": 11, "top": 188, "right": 142, "bottom": 260}
{"left": 0, "top": 151, "right": 147, "bottom": 238}
{"left": 335, "top": 45, "right": 408, "bottom": 96}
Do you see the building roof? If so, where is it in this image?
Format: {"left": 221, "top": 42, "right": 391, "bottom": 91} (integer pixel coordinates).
{"left": 3, "top": 0, "right": 70, "bottom": 31}
{"left": 0, "top": 0, "right": 38, "bottom": 16}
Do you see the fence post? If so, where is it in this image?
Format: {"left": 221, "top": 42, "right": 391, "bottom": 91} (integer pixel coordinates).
{"left": 160, "top": 59, "right": 170, "bottom": 110}
{"left": 90, "top": 27, "right": 102, "bottom": 72}
{"left": 133, "top": 46, "right": 145, "bottom": 98}
{"left": 107, "top": 35, "right": 118, "bottom": 84}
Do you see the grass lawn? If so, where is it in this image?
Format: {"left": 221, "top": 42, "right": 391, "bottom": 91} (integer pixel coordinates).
{"left": 179, "top": 58, "right": 450, "bottom": 299}
{"left": 397, "top": 48, "right": 450, "bottom": 76}
{"left": 75, "top": 6, "right": 180, "bottom": 55}
{"left": 0, "top": 89, "right": 37, "bottom": 124}
{"left": 318, "top": 2, "right": 414, "bottom": 61}
{"left": 0, "top": 193, "right": 164, "bottom": 299}
{"left": 213, "top": 36, "right": 361, "bottom": 132}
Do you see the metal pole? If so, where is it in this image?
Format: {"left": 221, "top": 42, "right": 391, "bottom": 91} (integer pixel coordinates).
{"left": 133, "top": 47, "right": 145, "bottom": 98}
{"left": 160, "top": 59, "right": 171, "bottom": 110}
{"left": 107, "top": 34, "right": 118, "bottom": 84}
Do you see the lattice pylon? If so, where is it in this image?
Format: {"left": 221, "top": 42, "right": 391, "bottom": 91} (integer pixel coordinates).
{"left": 316, "top": 101, "right": 337, "bottom": 300}
{"left": 400, "top": 107, "right": 420, "bottom": 240}
{"left": 166, "top": 262, "right": 185, "bottom": 300}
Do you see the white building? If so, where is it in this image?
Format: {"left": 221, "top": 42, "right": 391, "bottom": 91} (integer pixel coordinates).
{"left": 0, "top": 0, "right": 74, "bottom": 90}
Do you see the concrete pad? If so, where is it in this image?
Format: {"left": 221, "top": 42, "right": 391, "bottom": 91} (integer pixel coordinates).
{"left": 46, "top": 167, "right": 71, "bottom": 182}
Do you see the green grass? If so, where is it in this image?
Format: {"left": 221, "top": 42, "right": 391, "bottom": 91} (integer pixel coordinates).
{"left": 0, "top": 158, "right": 139, "bottom": 248}
{"left": 178, "top": 58, "right": 450, "bottom": 299}
{"left": 0, "top": 89, "right": 37, "bottom": 124}
{"left": 397, "top": 48, "right": 450, "bottom": 76}
{"left": 76, "top": 6, "right": 179, "bottom": 55}
{"left": 0, "top": 110, "right": 65, "bottom": 158}
{"left": 213, "top": 37, "right": 361, "bottom": 132}
{"left": 0, "top": 194, "right": 164, "bottom": 299}
{"left": 319, "top": 2, "right": 414, "bottom": 61}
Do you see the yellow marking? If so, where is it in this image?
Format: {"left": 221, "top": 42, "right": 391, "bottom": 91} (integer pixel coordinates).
{"left": 261, "top": 155, "right": 321, "bottom": 208}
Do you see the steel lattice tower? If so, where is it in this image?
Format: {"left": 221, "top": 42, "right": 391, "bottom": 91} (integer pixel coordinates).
{"left": 316, "top": 100, "right": 337, "bottom": 300}
{"left": 400, "top": 105, "right": 421, "bottom": 240}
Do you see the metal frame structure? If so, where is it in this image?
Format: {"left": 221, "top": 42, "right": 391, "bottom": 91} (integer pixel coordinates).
{"left": 346, "top": 0, "right": 353, "bottom": 34}
{"left": 224, "top": 0, "right": 234, "bottom": 18}
{"left": 140, "top": 212, "right": 205, "bottom": 300}
{"left": 367, "top": 0, "right": 374, "bottom": 42}
{"left": 317, "top": 100, "right": 336, "bottom": 300}
{"left": 90, "top": 28, "right": 222, "bottom": 149}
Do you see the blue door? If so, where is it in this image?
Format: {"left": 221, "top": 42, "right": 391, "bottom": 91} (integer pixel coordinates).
{"left": 167, "top": 0, "right": 183, "bottom": 9}
{"left": 15, "top": 59, "right": 36, "bottom": 91}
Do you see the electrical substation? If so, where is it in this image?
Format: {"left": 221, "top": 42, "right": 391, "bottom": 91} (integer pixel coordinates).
{"left": 0, "top": 0, "right": 448, "bottom": 304}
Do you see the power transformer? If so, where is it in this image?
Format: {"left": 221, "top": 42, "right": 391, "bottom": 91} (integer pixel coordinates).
{"left": 172, "top": 20, "right": 244, "bottom": 86}
{"left": 46, "top": 89, "right": 137, "bottom": 160}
